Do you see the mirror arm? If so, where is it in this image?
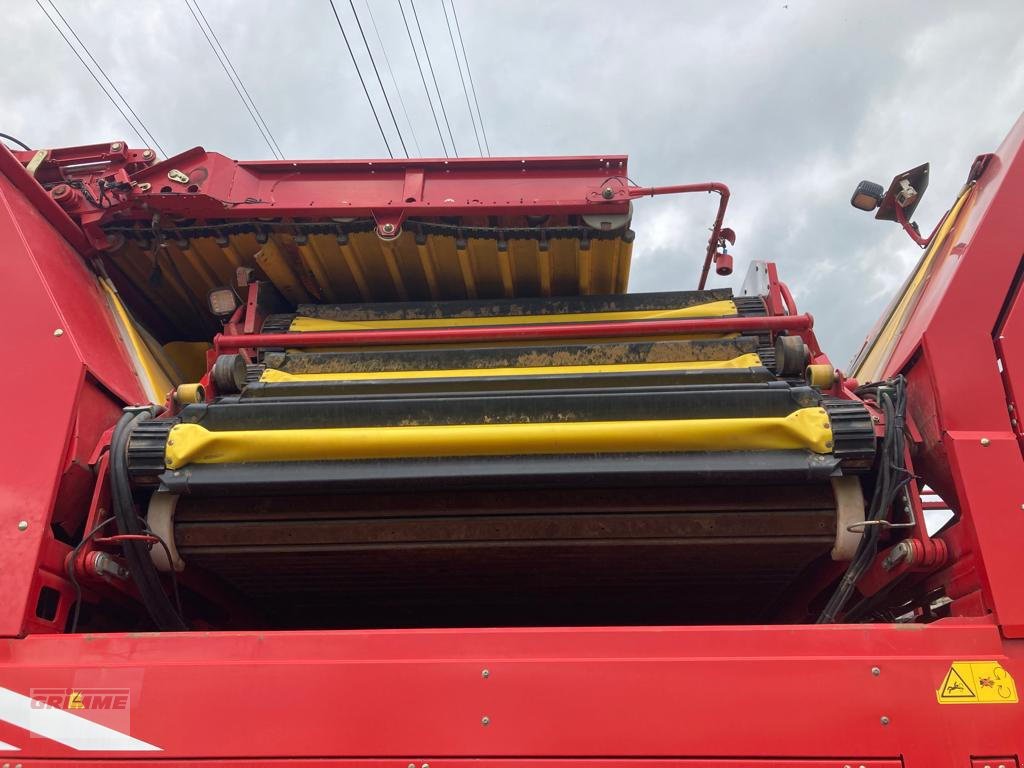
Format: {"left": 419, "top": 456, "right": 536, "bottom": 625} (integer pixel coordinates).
{"left": 892, "top": 201, "right": 948, "bottom": 249}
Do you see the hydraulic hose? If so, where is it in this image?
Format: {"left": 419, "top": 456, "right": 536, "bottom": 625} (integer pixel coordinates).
{"left": 110, "top": 410, "right": 187, "bottom": 631}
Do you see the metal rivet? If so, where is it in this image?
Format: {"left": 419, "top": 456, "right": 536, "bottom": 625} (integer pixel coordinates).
{"left": 871, "top": 666, "right": 880, "bottom": 676}
{"left": 422, "top": 764, "right": 429, "bottom": 768}
{"left": 53, "top": 328, "right": 64, "bottom": 337}
{"left": 880, "top": 715, "right": 890, "bottom": 726}
{"left": 17, "top": 521, "right": 28, "bottom": 531}
{"left": 408, "top": 763, "right": 415, "bottom": 768}
{"left": 481, "top": 716, "right": 490, "bottom": 726}
{"left": 143, "top": 149, "right": 154, "bottom": 158}
{"left": 980, "top": 437, "right": 991, "bottom": 446}
{"left": 602, "top": 187, "right": 614, "bottom": 199}
{"left": 111, "top": 142, "right": 122, "bottom": 151}
{"left": 481, "top": 669, "right": 490, "bottom": 678}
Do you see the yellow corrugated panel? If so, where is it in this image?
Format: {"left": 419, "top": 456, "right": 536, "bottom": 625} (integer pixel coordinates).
{"left": 127, "top": 228, "right": 637, "bottom": 333}
{"left": 165, "top": 407, "right": 833, "bottom": 469}
{"left": 254, "top": 237, "right": 311, "bottom": 304}
{"left": 296, "top": 240, "right": 338, "bottom": 302}
{"left": 190, "top": 236, "right": 237, "bottom": 286}
{"left": 615, "top": 240, "right": 633, "bottom": 293}
{"left": 548, "top": 238, "right": 579, "bottom": 296}
{"left": 260, "top": 353, "right": 762, "bottom": 382}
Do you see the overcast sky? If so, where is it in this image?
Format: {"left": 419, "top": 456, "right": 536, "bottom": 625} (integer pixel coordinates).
{"left": 3, "top": 0, "right": 1023, "bottom": 365}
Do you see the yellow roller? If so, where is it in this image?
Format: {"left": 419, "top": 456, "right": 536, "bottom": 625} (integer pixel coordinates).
{"left": 288, "top": 300, "right": 738, "bottom": 333}
{"left": 164, "top": 407, "right": 834, "bottom": 469}
{"left": 259, "top": 353, "right": 763, "bottom": 382}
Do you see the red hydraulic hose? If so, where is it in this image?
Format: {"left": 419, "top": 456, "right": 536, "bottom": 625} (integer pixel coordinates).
{"left": 216, "top": 313, "right": 812, "bottom": 351}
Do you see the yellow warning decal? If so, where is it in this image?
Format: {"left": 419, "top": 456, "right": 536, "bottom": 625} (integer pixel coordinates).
{"left": 936, "top": 661, "right": 1018, "bottom": 704}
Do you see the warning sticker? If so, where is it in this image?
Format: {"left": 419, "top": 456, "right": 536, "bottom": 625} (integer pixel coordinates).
{"left": 936, "top": 661, "right": 1018, "bottom": 704}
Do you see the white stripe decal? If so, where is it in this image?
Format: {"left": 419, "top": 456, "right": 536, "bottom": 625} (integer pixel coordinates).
{"left": 0, "top": 687, "right": 160, "bottom": 752}
{"left": 0, "top": 738, "right": 20, "bottom": 750}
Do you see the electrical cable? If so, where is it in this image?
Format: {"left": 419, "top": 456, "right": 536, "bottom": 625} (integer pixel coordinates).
{"left": 817, "top": 376, "right": 912, "bottom": 623}
{"left": 450, "top": 0, "right": 489, "bottom": 155}
{"left": 183, "top": 0, "right": 282, "bottom": 160}
{"left": 34, "top": 0, "right": 154, "bottom": 152}
{"left": 398, "top": 0, "right": 447, "bottom": 157}
{"left": 441, "top": 0, "right": 481, "bottom": 155}
{"left": 66, "top": 516, "right": 117, "bottom": 634}
{"left": 110, "top": 410, "right": 187, "bottom": 630}
{"left": 364, "top": 0, "right": 422, "bottom": 155}
{"left": 0, "top": 132, "right": 31, "bottom": 151}
{"left": 192, "top": 0, "right": 285, "bottom": 159}
{"left": 410, "top": 0, "right": 458, "bottom": 156}
{"left": 328, "top": 0, "right": 395, "bottom": 158}
{"left": 348, "top": 0, "right": 408, "bottom": 157}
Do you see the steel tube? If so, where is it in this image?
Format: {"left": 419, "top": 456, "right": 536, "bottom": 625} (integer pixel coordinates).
{"left": 216, "top": 313, "right": 812, "bottom": 351}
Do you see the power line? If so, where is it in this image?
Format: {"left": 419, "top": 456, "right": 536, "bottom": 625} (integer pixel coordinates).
{"left": 35, "top": 0, "right": 165, "bottom": 156}
{"left": 440, "top": 0, "right": 481, "bottom": 156}
{"left": 409, "top": 0, "right": 458, "bottom": 157}
{"left": 451, "top": 0, "right": 490, "bottom": 156}
{"left": 192, "top": 0, "right": 285, "bottom": 159}
{"left": 328, "top": 0, "right": 394, "bottom": 158}
{"left": 398, "top": 0, "right": 447, "bottom": 157}
{"left": 183, "top": 0, "right": 282, "bottom": 159}
{"left": 364, "top": 0, "right": 422, "bottom": 155}
{"left": 348, "top": 0, "right": 408, "bottom": 157}
{"left": 45, "top": 0, "right": 167, "bottom": 157}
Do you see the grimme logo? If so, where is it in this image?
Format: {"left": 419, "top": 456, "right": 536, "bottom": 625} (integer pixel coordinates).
{"left": 30, "top": 688, "right": 130, "bottom": 711}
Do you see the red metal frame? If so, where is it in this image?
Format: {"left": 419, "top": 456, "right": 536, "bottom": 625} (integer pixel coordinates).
{"left": 1, "top": 111, "right": 1024, "bottom": 763}
{"left": 215, "top": 313, "right": 814, "bottom": 352}
{"left": 7, "top": 145, "right": 732, "bottom": 290}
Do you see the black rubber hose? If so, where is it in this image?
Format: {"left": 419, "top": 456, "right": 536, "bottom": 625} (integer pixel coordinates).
{"left": 0, "top": 132, "right": 31, "bottom": 151}
{"left": 110, "top": 410, "right": 187, "bottom": 630}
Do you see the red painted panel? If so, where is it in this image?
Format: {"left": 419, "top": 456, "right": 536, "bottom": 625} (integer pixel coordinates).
{"left": 0, "top": 166, "right": 142, "bottom": 637}
{"left": 0, "top": 624, "right": 1020, "bottom": 764}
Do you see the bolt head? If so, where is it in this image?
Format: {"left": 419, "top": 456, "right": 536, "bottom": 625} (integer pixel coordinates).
{"left": 601, "top": 187, "right": 615, "bottom": 199}
{"left": 53, "top": 328, "right": 64, "bottom": 337}
{"left": 481, "top": 669, "right": 490, "bottom": 678}
{"left": 871, "top": 666, "right": 880, "bottom": 676}
{"left": 143, "top": 149, "right": 154, "bottom": 158}
{"left": 17, "top": 520, "right": 28, "bottom": 531}
{"left": 880, "top": 715, "right": 890, "bottom": 726}
{"left": 980, "top": 437, "right": 991, "bottom": 446}
{"left": 481, "top": 716, "right": 490, "bottom": 726}
{"left": 382, "top": 223, "right": 396, "bottom": 234}
{"left": 111, "top": 142, "right": 122, "bottom": 151}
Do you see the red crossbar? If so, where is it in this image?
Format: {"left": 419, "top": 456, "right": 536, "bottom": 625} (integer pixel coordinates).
{"left": 215, "top": 313, "right": 812, "bottom": 351}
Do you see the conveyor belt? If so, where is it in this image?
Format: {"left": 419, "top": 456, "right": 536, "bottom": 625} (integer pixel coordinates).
{"left": 170, "top": 483, "right": 839, "bottom": 628}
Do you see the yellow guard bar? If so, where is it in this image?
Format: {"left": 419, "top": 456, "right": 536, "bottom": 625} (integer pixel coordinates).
{"left": 164, "top": 408, "right": 833, "bottom": 469}
{"left": 259, "top": 353, "right": 763, "bottom": 382}
{"left": 288, "top": 300, "right": 738, "bottom": 332}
